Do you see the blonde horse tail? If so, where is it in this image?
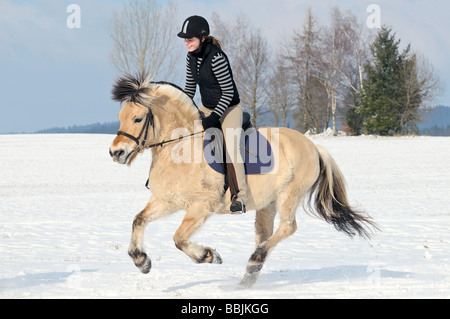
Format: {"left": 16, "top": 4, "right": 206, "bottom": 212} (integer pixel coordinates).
{"left": 306, "top": 145, "right": 378, "bottom": 239}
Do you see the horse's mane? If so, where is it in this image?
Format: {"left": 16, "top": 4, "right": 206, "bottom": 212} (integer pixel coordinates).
{"left": 111, "top": 73, "right": 197, "bottom": 110}
{"left": 153, "top": 81, "right": 196, "bottom": 106}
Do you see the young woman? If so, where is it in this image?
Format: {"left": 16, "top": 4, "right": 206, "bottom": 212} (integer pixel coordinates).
{"left": 177, "top": 15, "right": 247, "bottom": 214}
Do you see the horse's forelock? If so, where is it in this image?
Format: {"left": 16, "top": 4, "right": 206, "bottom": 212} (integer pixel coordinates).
{"left": 112, "top": 74, "right": 199, "bottom": 122}
{"left": 112, "top": 73, "right": 155, "bottom": 107}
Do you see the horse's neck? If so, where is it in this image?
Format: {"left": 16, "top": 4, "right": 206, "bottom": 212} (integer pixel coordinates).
{"left": 149, "top": 97, "right": 200, "bottom": 157}
{"left": 156, "top": 96, "right": 199, "bottom": 133}
{"left": 149, "top": 102, "right": 201, "bottom": 167}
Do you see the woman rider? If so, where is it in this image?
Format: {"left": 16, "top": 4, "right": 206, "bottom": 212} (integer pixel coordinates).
{"left": 177, "top": 15, "right": 247, "bottom": 214}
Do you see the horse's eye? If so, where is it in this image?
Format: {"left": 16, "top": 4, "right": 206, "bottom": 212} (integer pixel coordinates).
{"left": 134, "top": 117, "right": 143, "bottom": 124}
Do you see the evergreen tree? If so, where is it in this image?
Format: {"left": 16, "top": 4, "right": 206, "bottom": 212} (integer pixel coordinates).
{"left": 343, "top": 85, "right": 364, "bottom": 135}
{"left": 361, "top": 26, "right": 408, "bottom": 135}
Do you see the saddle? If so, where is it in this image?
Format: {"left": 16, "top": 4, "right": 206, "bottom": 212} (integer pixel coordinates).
{"left": 242, "top": 112, "right": 252, "bottom": 131}
{"left": 203, "top": 112, "right": 274, "bottom": 199}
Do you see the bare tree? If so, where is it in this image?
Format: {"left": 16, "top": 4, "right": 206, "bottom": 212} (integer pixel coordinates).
{"left": 239, "top": 30, "right": 271, "bottom": 127}
{"left": 312, "top": 7, "right": 351, "bottom": 135}
{"left": 398, "top": 52, "right": 442, "bottom": 134}
{"left": 210, "top": 13, "right": 250, "bottom": 88}
{"left": 284, "top": 6, "right": 322, "bottom": 133}
{"left": 267, "top": 57, "right": 296, "bottom": 127}
{"left": 211, "top": 13, "right": 270, "bottom": 127}
{"left": 109, "top": 0, "right": 180, "bottom": 81}
{"left": 336, "top": 9, "right": 372, "bottom": 96}
{"left": 334, "top": 8, "right": 372, "bottom": 135}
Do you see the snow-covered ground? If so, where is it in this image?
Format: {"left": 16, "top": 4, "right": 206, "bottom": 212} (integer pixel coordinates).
{"left": 1, "top": 133, "right": 449, "bottom": 299}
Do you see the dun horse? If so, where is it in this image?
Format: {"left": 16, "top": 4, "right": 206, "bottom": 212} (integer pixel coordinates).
{"left": 109, "top": 73, "right": 377, "bottom": 288}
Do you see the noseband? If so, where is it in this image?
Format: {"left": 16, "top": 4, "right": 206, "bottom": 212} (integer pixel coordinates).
{"left": 116, "top": 109, "right": 154, "bottom": 150}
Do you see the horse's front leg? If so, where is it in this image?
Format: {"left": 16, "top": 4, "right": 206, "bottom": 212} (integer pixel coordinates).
{"left": 128, "top": 197, "right": 174, "bottom": 274}
{"left": 173, "top": 201, "right": 222, "bottom": 264}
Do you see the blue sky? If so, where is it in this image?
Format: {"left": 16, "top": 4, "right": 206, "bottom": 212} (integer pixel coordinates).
{"left": 1, "top": 0, "right": 449, "bottom": 133}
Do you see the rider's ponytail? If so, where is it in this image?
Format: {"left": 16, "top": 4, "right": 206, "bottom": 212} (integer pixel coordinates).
{"left": 203, "top": 36, "right": 223, "bottom": 50}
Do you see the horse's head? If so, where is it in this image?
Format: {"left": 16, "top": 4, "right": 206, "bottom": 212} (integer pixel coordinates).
{"left": 109, "top": 73, "right": 201, "bottom": 165}
{"left": 109, "top": 73, "right": 157, "bottom": 165}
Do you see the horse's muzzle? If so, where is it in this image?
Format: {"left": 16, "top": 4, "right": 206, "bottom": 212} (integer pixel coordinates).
{"left": 109, "top": 148, "right": 124, "bottom": 159}
{"left": 109, "top": 146, "right": 134, "bottom": 164}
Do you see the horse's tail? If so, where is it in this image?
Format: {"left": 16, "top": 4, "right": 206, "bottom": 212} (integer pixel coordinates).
{"left": 306, "top": 145, "right": 378, "bottom": 239}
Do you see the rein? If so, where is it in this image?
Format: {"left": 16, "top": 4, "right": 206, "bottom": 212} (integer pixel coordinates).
{"left": 145, "top": 131, "right": 204, "bottom": 149}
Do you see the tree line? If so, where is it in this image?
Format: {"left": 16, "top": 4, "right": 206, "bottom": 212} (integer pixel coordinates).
{"left": 36, "top": 122, "right": 119, "bottom": 134}
{"left": 420, "top": 125, "right": 450, "bottom": 136}
{"left": 110, "top": 1, "right": 442, "bottom": 136}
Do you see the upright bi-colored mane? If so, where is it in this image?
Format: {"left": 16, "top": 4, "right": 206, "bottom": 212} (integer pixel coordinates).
{"left": 111, "top": 73, "right": 155, "bottom": 107}
{"left": 111, "top": 73, "right": 198, "bottom": 120}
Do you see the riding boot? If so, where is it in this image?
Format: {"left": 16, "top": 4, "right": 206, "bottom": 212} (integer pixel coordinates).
{"left": 230, "top": 194, "right": 246, "bottom": 214}
{"left": 219, "top": 104, "right": 248, "bottom": 214}
{"left": 226, "top": 160, "right": 247, "bottom": 214}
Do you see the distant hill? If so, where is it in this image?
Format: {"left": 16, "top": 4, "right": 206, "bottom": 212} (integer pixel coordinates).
{"left": 35, "top": 121, "right": 119, "bottom": 134}
{"left": 418, "top": 105, "right": 450, "bottom": 136}
{"left": 418, "top": 105, "right": 450, "bottom": 128}
{"left": 32, "top": 105, "right": 450, "bottom": 136}
{"left": 419, "top": 125, "right": 450, "bottom": 136}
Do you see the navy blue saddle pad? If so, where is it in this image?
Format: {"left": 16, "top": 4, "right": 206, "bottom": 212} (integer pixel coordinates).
{"left": 203, "top": 128, "right": 274, "bottom": 175}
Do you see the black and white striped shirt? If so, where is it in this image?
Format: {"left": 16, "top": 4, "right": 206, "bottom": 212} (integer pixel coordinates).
{"left": 185, "top": 53, "right": 236, "bottom": 117}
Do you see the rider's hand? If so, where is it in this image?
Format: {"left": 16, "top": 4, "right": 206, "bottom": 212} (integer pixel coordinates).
{"left": 202, "top": 112, "right": 221, "bottom": 130}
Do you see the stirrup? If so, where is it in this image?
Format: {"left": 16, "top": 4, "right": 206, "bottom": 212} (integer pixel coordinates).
{"left": 230, "top": 195, "right": 246, "bottom": 214}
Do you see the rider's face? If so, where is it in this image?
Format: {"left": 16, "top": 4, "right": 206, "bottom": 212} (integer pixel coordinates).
{"left": 184, "top": 37, "right": 201, "bottom": 52}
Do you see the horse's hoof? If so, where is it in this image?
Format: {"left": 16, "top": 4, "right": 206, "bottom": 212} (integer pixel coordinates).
{"left": 129, "top": 249, "right": 152, "bottom": 274}
{"left": 211, "top": 249, "right": 223, "bottom": 264}
{"left": 237, "top": 263, "right": 263, "bottom": 289}
{"left": 237, "top": 272, "right": 259, "bottom": 289}
{"left": 138, "top": 255, "right": 152, "bottom": 274}
{"left": 199, "top": 248, "right": 223, "bottom": 264}
{"left": 237, "top": 274, "right": 256, "bottom": 289}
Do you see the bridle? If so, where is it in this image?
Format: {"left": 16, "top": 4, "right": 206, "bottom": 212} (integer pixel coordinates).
{"left": 116, "top": 108, "right": 204, "bottom": 150}
{"left": 116, "top": 109, "right": 154, "bottom": 151}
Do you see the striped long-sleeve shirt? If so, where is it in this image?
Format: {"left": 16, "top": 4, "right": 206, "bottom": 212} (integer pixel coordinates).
{"left": 185, "top": 52, "right": 236, "bottom": 117}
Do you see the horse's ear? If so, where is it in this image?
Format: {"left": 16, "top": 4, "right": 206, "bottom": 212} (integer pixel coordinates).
{"left": 157, "top": 95, "right": 170, "bottom": 105}
{"left": 148, "top": 85, "right": 170, "bottom": 104}
{"left": 148, "top": 85, "right": 160, "bottom": 95}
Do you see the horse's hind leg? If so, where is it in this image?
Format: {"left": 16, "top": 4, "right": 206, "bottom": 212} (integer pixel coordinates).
{"left": 128, "top": 197, "right": 174, "bottom": 274}
{"left": 254, "top": 203, "right": 277, "bottom": 246}
{"left": 173, "top": 201, "right": 222, "bottom": 264}
{"left": 239, "top": 188, "right": 302, "bottom": 288}
{"left": 238, "top": 203, "right": 276, "bottom": 287}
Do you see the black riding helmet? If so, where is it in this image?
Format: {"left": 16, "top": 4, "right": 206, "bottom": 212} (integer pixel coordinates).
{"left": 177, "top": 15, "right": 210, "bottom": 39}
